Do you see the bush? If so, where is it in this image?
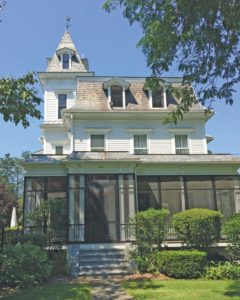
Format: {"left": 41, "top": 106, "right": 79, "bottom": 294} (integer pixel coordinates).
{"left": 0, "top": 243, "right": 52, "bottom": 288}
{"left": 10, "top": 233, "right": 47, "bottom": 249}
{"left": 155, "top": 250, "right": 207, "bottom": 278}
{"left": 133, "top": 208, "right": 170, "bottom": 253}
{"left": 48, "top": 250, "right": 68, "bottom": 276}
{"left": 223, "top": 213, "right": 240, "bottom": 261}
{"left": 205, "top": 261, "right": 240, "bottom": 279}
{"left": 172, "top": 208, "right": 223, "bottom": 248}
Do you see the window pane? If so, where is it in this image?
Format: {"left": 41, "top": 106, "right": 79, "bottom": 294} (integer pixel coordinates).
{"left": 25, "top": 177, "right": 44, "bottom": 191}
{"left": 47, "top": 177, "right": 67, "bottom": 191}
{"left": 62, "top": 54, "right": 69, "bottom": 69}
{"left": 91, "top": 135, "right": 104, "bottom": 151}
{"left": 137, "top": 176, "right": 160, "bottom": 211}
{"left": 58, "top": 94, "right": 67, "bottom": 119}
{"left": 186, "top": 176, "right": 213, "bottom": 189}
{"left": 152, "top": 88, "right": 163, "bottom": 108}
{"left": 134, "top": 135, "right": 147, "bottom": 154}
{"left": 215, "top": 176, "right": 235, "bottom": 189}
{"left": 55, "top": 146, "right": 63, "bottom": 154}
{"left": 187, "top": 190, "right": 215, "bottom": 210}
{"left": 161, "top": 190, "right": 182, "bottom": 214}
{"left": 111, "top": 85, "right": 123, "bottom": 107}
{"left": 161, "top": 176, "right": 182, "bottom": 189}
{"left": 216, "top": 190, "right": 235, "bottom": 218}
{"left": 175, "top": 135, "right": 189, "bottom": 154}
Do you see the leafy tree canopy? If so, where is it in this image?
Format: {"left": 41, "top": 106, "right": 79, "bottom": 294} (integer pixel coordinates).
{"left": 0, "top": 72, "right": 42, "bottom": 127}
{"left": 104, "top": 0, "right": 240, "bottom": 120}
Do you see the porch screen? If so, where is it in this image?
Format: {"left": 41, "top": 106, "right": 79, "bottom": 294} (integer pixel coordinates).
{"left": 186, "top": 176, "right": 215, "bottom": 210}
{"left": 161, "top": 177, "right": 183, "bottom": 213}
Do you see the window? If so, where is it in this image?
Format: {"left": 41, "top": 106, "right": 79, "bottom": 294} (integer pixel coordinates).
{"left": 91, "top": 135, "right": 105, "bottom": 152}
{"left": 175, "top": 135, "right": 189, "bottom": 154}
{"left": 152, "top": 87, "right": 164, "bottom": 108}
{"left": 58, "top": 94, "right": 67, "bottom": 119}
{"left": 134, "top": 135, "right": 147, "bottom": 154}
{"left": 55, "top": 146, "right": 63, "bottom": 155}
{"left": 62, "top": 54, "right": 70, "bottom": 69}
{"left": 111, "top": 85, "right": 123, "bottom": 107}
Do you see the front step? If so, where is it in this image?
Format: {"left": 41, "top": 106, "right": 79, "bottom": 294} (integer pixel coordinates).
{"left": 78, "top": 245, "right": 131, "bottom": 276}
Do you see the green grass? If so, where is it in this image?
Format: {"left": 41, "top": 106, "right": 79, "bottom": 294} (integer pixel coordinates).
{"left": 0, "top": 282, "right": 91, "bottom": 300}
{"left": 122, "top": 279, "right": 240, "bottom": 300}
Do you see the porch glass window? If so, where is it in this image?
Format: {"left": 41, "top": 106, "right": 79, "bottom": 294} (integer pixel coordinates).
{"left": 134, "top": 135, "right": 148, "bottom": 154}
{"left": 111, "top": 85, "right": 123, "bottom": 107}
{"left": 215, "top": 176, "right": 236, "bottom": 218}
{"left": 152, "top": 87, "right": 164, "bottom": 108}
{"left": 175, "top": 135, "right": 189, "bottom": 154}
{"left": 58, "top": 94, "right": 67, "bottom": 119}
{"left": 186, "top": 176, "right": 215, "bottom": 210}
{"left": 90, "top": 135, "right": 105, "bottom": 152}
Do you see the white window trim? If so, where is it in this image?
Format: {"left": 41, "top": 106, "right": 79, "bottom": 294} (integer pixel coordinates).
{"left": 149, "top": 87, "right": 167, "bottom": 109}
{"left": 89, "top": 133, "right": 106, "bottom": 152}
{"left": 132, "top": 134, "right": 149, "bottom": 155}
{"left": 127, "top": 128, "right": 153, "bottom": 134}
{"left": 174, "top": 134, "right": 191, "bottom": 155}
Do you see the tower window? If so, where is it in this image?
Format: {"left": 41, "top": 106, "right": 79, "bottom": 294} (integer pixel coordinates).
{"left": 58, "top": 94, "right": 67, "bottom": 119}
{"left": 62, "top": 54, "right": 70, "bottom": 69}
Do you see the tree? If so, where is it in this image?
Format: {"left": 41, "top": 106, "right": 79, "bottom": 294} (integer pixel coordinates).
{"left": 0, "top": 72, "right": 42, "bottom": 127}
{"left": 103, "top": 1, "right": 240, "bottom": 121}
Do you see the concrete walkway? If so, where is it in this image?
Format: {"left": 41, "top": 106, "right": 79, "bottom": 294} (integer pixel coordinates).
{"left": 80, "top": 275, "right": 133, "bottom": 300}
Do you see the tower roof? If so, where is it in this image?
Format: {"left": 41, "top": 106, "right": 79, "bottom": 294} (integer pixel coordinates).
{"left": 46, "top": 31, "right": 89, "bottom": 72}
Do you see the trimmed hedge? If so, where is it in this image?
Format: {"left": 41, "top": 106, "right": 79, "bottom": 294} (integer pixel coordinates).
{"left": 155, "top": 250, "right": 207, "bottom": 278}
{"left": 133, "top": 208, "right": 170, "bottom": 252}
{"left": 223, "top": 213, "right": 240, "bottom": 261}
{"left": 172, "top": 208, "right": 223, "bottom": 248}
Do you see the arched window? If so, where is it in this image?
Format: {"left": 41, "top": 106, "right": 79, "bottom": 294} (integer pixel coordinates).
{"left": 111, "top": 85, "right": 123, "bottom": 107}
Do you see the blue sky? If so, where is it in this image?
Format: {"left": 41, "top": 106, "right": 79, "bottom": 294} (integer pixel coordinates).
{"left": 0, "top": 0, "right": 239, "bottom": 158}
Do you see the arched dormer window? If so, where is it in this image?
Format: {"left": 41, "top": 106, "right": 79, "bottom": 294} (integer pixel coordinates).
{"left": 111, "top": 85, "right": 123, "bottom": 107}
{"left": 56, "top": 47, "right": 75, "bottom": 70}
{"left": 103, "top": 78, "right": 130, "bottom": 109}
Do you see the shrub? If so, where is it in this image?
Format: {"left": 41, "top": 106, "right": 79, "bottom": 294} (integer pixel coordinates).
{"left": 48, "top": 250, "right": 68, "bottom": 276}
{"left": 172, "top": 208, "right": 223, "bottom": 248}
{"left": 223, "top": 213, "right": 240, "bottom": 261}
{"left": 133, "top": 208, "right": 170, "bottom": 253}
{"left": 10, "top": 233, "right": 47, "bottom": 249}
{"left": 205, "top": 261, "right": 240, "bottom": 279}
{"left": 155, "top": 250, "right": 207, "bottom": 278}
{"left": 0, "top": 243, "right": 52, "bottom": 288}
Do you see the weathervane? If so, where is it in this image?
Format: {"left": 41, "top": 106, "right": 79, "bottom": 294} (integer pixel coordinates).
{"left": 65, "top": 16, "right": 71, "bottom": 31}
{"left": 0, "top": 0, "right": 6, "bottom": 23}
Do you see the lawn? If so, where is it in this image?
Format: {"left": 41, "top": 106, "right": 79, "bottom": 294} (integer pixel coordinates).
{"left": 0, "top": 282, "right": 91, "bottom": 300}
{"left": 122, "top": 279, "right": 240, "bottom": 300}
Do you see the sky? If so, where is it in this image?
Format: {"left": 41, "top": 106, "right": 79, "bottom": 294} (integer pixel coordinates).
{"left": 0, "top": 0, "right": 239, "bottom": 158}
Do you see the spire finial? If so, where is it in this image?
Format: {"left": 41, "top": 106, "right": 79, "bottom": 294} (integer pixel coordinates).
{"left": 65, "top": 16, "right": 71, "bottom": 31}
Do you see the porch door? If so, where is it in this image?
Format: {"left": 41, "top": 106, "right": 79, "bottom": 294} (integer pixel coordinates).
{"left": 86, "top": 175, "right": 118, "bottom": 242}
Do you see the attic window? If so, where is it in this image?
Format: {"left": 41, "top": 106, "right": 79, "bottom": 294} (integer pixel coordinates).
{"left": 152, "top": 87, "right": 164, "bottom": 108}
{"left": 62, "top": 54, "right": 70, "bottom": 69}
{"left": 111, "top": 85, "right": 123, "bottom": 107}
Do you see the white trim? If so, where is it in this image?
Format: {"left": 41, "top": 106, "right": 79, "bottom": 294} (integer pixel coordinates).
{"left": 126, "top": 128, "right": 153, "bottom": 134}
{"left": 163, "top": 87, "right": 167, "bottom": 108}
{"left": 168, "top": 128, "right": 195, "bottom": 133}
{"left": 84, "top": 128, "right": 112, "bottom": 133}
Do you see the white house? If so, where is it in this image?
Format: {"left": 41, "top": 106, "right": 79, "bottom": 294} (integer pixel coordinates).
{"left": 23, "top": 31, "right": 240, "bottom": 275}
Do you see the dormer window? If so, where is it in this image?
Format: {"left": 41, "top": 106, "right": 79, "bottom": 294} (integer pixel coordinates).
{"left": 148, "top": 86, "right": 167, "bottom": 108}
{"left": 56, "top": 47, "right": 75, "bottom": 70}
{"left": 103, "top": 78, "right": 130, "bottom": 109}
{"left": 111, "top": 85, "right": 123, "bottom": 107}
{"left": 62, "top": 54, "right": 70, "bottom": 69}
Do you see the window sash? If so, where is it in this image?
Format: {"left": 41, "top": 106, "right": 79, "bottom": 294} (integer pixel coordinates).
{"left": 62, "top": 54, "right": 69, "bottom": 69}
{"left": 175, "top": 135, "right": 189, "bottom": 154}
{"left": 91, "top": 135, "right": 105, "bottom": 151}
{"left": 111, "top": 85, "right": 123, "bottom": 107}
{"left": 55, "top": 146, "right": 63, "bottom": 155}
{"left": 152, "top": 88, "right": 164, "bottom": 108}
{"left": 134, "top": 135, "right": 147, "bottom": 154}
{"left": 58, "top": 94, "right": 67, "bottom": 119}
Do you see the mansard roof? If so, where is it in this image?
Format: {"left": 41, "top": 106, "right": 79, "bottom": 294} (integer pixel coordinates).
{"left": 46, "top": 31, "right": 89, "bottom": 72}
{"left": 63, "top": 76, "right": 208, "bottom": 114}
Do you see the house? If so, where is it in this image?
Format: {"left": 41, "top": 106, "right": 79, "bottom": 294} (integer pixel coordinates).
{"left": 23, "top": 31, "right": 240, "bottom": 275}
